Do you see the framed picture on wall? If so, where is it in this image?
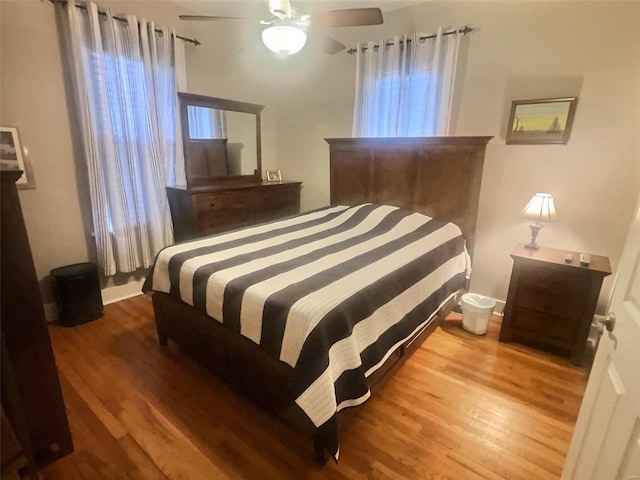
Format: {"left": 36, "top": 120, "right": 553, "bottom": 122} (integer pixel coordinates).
{"left": 0, "top": 127, "right": 30, "bottom": 186}
{"left": 266, "top": 169, "right": 282, "bottom": 183}
{"left": 506, "top": 97, "right": 578, "bottom": 145}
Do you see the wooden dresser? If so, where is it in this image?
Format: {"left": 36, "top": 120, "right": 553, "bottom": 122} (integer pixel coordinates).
{"left": 500, "top": 243, "right": 612, "bottom": 365}
{"left": 0, "top": 171, "right": 73, "bottom": 473}
{"left": 167, "top": 181, "right": 301, "bottom": 242}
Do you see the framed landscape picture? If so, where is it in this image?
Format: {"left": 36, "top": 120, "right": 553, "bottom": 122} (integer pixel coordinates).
{"left": 0, "top": 127, "right": 29, "bottom": 185}
{"left": 506, "top": 97, "right": 578, "bottom": 145}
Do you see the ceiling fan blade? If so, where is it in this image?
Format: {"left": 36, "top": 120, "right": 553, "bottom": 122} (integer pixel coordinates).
{"left": 314, "top": 8, "right": 383, "bottom": 28}
{"left": 311, "top": 31, "right": 346, "bottom": 55}
{"left": 179, "top": 15, "right": 262, "bottom": 23}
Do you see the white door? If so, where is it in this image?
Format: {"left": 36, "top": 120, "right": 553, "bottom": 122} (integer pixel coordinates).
{"left": 562, "top": 194, "right": 640, "bottom": 480}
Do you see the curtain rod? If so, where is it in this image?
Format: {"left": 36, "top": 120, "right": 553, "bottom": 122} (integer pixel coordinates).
{"left": 347, "top": 26, "right": 473, "bottom": 54}
{"left": 49, "top": 0, "right": 201, "bottom": 46}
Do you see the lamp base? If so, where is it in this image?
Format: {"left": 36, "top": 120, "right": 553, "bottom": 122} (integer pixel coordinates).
{"left": 526, "top": 221, "right": 543, "bottom": 249}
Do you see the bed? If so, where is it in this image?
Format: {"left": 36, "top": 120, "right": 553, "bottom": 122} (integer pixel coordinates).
{"left": 144, "top": 136, "right": 491, "bottom": 462}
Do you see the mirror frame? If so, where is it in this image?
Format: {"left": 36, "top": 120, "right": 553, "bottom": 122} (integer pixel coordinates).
{"left": 178, "top": 92, "right": 264, "bottom": 186}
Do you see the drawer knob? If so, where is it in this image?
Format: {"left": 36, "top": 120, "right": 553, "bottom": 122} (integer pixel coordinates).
{"left": 210, "top": 202, "right": 216, "bottom": 207}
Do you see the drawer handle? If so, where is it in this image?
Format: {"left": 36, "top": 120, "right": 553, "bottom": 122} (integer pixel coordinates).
{"left": 210, "top": 202, "right": 216, "bottom": 207}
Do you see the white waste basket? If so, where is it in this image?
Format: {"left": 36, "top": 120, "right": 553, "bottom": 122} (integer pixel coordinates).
{"left": 461, "top": 293, "right": 496, "bottom": 335}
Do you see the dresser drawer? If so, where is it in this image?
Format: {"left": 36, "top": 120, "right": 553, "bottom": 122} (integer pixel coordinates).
{"left": 167, "top": 182, "right": 301, "bottom": 242}
{"left": 255, "top": 187, "right": 299, "bottom": 207}
{"left": 195, "top": 193, "right": 227, "bottom": 213}
{"left": 223, "top": 192, "right": 255, "bottom": 209}
{"left": 198, "top": 211, "right": 246, "bottom": 235}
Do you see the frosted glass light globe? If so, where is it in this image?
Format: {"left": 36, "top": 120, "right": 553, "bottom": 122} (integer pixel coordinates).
{"left": 261, "top": 25, "right": 307, "bottom": 55}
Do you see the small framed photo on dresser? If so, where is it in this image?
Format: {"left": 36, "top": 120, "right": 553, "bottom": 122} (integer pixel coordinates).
{"left": 0, "top": 127, "right": 30, "bottom": 187}
{"left": 266, "top": 169, "right": 282, "bottom": 183}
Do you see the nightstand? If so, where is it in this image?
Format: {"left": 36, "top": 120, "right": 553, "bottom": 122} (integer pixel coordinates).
{"left": 500, "top": 243, "right": 612, "bottom": 365}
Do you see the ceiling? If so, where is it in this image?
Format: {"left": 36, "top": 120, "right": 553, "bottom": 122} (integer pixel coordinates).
{"left": 174, "top": 1, "right": 428, "bottom": 18}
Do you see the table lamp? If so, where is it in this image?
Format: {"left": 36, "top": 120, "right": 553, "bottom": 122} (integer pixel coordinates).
{"left": 521, "top": 193, "right": 558, "bottom": 249}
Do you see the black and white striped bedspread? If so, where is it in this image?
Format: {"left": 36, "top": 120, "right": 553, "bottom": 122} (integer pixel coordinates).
{"left": 145, "top": 204, "right": 468, "bottom": 458}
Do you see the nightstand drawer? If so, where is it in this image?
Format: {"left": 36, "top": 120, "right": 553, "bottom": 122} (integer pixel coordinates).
{"left": 511, "top": 308, "right": 579, "bottom": 342}
{"left": 514, "top": 287, "right": 585, "bottom": 320}
{"left": 518, "top": 264, "right": 589, "bottom": 297}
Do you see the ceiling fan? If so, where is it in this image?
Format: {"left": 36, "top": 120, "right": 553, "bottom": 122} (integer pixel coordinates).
{"left": 179, "top": 0, "right": 383, "bottom": 56}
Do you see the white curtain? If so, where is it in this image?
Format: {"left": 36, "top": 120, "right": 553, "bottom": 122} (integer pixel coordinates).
{"left": 352, "top": 28, "right": 462, "bottom": 137}
{"left": 63, "top": 2, "right": 182, "bottom": 276}
{"left": 174, "top": 39, "right": 187, "bottom": 186}
{"left": 187, "top": 106, "right": 227, "bottom": 139}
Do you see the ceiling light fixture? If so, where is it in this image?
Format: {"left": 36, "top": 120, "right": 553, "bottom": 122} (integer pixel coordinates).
{"left": 261, "top": 25, "right": 307, "bottom": 55}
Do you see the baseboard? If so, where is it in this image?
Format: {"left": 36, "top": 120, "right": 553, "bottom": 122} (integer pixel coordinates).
{"left": 101, "top": 277, "right": 146, "bottom": 305}
{"left": 493, "top": 299, "right": 506, "bottom": 315}
{"left": 44, "top": 302, "right": 59, "bottom": 323}
{"left": 103, "top": 291, "right": 144, "bottom": 305}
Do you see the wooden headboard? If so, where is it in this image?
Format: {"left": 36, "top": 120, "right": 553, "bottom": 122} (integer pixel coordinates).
{"left": 325, "top": 136, "right": 492, "bottom": 258}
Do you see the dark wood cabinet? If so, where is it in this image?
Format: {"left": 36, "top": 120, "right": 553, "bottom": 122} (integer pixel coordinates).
{"left": 0, "top": 170, "right": 73, "bottom": 471}
{"left": 167, "top": 181, "right": 301, "bottom": 242}
{"left": 500, "top": 243, "right": 612, "bottom": 365}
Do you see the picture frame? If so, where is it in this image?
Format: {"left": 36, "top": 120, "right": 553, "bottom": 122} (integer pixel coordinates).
{"left": 506, "top": 97, "right": 578, "bottom": 145}
{"left": 0, "top": 127, "right": 29, "bottom": 186}
{"left": 266, "top": 169, "right": 282, "bottom": 183}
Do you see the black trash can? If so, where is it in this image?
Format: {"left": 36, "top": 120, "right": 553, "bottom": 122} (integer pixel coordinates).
{"left": 50, "top": 262, "right": 104, "bottom": 327}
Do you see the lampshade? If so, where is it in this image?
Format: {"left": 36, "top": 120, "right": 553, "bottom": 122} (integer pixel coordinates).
{"left": 261, "top": 25, "right": 307, "bottom": 55}
{"left": 521, "top": 193, "right": 559, "bottom": 222}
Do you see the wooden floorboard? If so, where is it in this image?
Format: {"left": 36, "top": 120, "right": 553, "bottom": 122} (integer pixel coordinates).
{"left": 40, "top": 294, "right": 588, "bottom": 479}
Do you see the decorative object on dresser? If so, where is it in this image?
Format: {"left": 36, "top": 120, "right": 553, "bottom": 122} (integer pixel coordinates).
{"left": 0, "top": 127, "right": 30, "bottom": 188}
{"left": 265, "top": 169, "right": 282, "bottom": 183}
{"left": 500, "top": 243, "right": 612, "bottom": 365}
{"left": 521, "top": 192, "right": 558, "bottom": 249}
{"left": 0, "top": 170, "right": 73, "bottom": 473}
{"left": 506, "top": 97, "right": 578, "bottom": 145}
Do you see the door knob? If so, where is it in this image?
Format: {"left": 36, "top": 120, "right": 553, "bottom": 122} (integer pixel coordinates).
{"left": 594, "top": 312, "right": 616, "bottom": 332}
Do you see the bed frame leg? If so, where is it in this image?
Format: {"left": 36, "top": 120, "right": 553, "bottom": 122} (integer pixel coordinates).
{"left": 158, "top": 333, "right": 168, "bottom": 346}
{"left": 313, "top": 436, "right": 328, "bottom": 465}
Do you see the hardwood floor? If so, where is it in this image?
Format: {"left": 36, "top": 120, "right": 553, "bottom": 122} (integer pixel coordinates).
{"left": 40, "top": 294, "right": 588, "bottom": 479}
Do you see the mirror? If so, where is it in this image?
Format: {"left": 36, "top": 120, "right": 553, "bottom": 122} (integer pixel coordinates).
{"left": 179, "top": 92, "right": 263, "bottom": 186}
